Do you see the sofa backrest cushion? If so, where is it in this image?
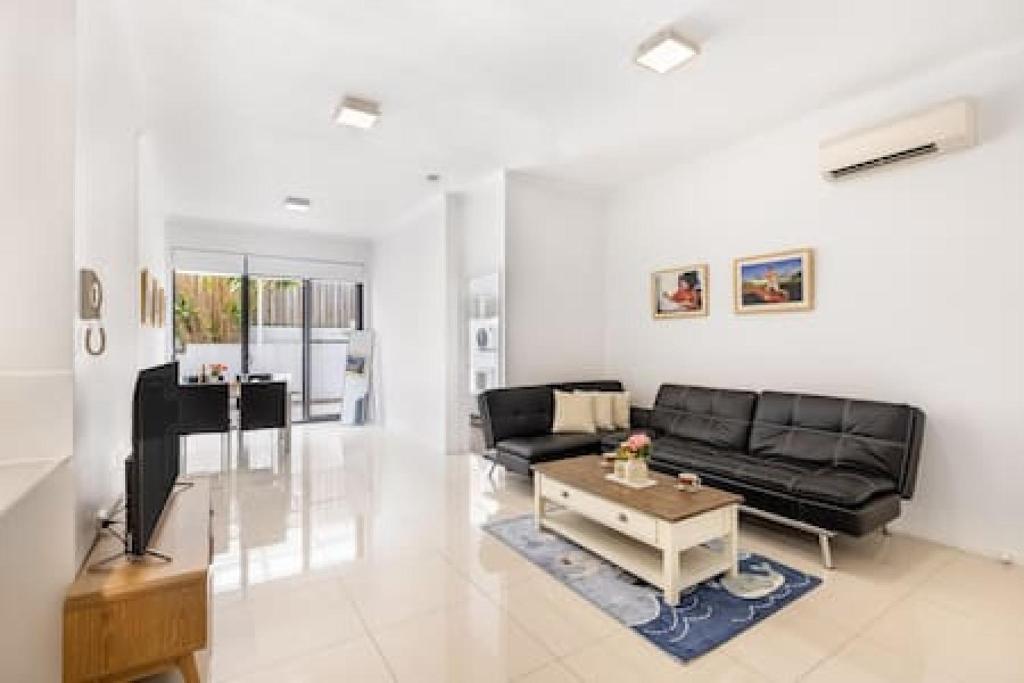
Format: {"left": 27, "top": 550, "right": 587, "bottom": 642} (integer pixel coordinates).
{"left": 478, "top": 385, "right": 554, "bottom": 448}
{"left": 750, "top": 391, "right": 925, "bottom": 496}
{"left": 651, "top": 385, "right": 758, "bottom": 451}
{"left": 478, "top": 381, "right": 623, "bottom": 448}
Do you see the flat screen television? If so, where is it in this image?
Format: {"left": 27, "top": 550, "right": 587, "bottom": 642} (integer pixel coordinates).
{"left": 125, "top": 361, "right": 181, "bottom": 556}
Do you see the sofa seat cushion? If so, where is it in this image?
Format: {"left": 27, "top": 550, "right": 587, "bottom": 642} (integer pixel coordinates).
{"left": 652, "top": 437, "right": 895, "bottom": 508}
{"left": 790, "top": 469, "right": 896, "bottom": 507}
{"left": 658, "top": 451, "right": 808, "bottom": 495}
{"left": 653, "top": 437, "right": 752, "bottom": 476}
{"left": 650, "top": 457, "right": 801, "bottom": 521}
{"left": 497, "top": 433, "right": 602, "bottom": 462}
{"left": 653, "top": 435, "right": 716, "bottom": 458}
{"left": 796, "top": 491, "right": 901, "bottom": 536}
{"left": 649, "top": 460, "right": 902, "bottom": 536}
{"left": 651, "top": 436, "right": 892, "bottom": 509}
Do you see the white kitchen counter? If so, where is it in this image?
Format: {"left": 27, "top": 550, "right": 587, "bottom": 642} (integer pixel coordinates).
{"left": 0, "top": 456, "right": 70, "bottom": 518}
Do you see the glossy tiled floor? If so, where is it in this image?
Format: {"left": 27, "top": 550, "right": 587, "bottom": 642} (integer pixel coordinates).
{"left": 174, "top": 424, "right": 1023, "bottom": 683}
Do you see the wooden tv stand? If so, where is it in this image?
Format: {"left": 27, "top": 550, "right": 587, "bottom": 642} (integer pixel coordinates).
{"left": 63, "top": 479, "right": 212, "bottom": 683}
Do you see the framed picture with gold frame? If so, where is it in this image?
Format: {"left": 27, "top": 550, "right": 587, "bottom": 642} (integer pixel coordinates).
{"left": 651, "top": 264, "right": 708, "bottom": 319}
{"left": 140, "top": 268, "right": 152, "bottom": 326}
{"left": 733, "top": 248, "right": 814, "bottom": 314}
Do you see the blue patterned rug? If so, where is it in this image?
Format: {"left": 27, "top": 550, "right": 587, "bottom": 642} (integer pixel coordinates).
{"left": 484, "top": 514, "right": 820, "bottom": 662}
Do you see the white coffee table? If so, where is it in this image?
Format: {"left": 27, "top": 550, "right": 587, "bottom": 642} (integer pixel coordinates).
{"left": 534, "top": 455, "right": 741, "bottom": 606}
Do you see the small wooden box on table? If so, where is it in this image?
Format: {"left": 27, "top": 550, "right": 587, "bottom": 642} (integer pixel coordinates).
{"left": 63, "top": 479, "right": 212, "bottom": 683}
{"left": 534, "top": 455, "right": 742, "bottom": 606}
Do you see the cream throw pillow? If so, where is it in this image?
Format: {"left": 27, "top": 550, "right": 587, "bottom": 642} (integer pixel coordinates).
{"left": 552, "top": 390, "right": 596, "bottom": 433}
{"left": 578, "top": 392, "right": 616, "bottom": 431}
{"left": 611, "top": 391, "right": 631, "bottom": 429}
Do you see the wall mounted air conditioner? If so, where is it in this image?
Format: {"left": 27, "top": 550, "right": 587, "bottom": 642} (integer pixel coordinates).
{"left": 819, "top": 98, "right": 976, "bottom": 180}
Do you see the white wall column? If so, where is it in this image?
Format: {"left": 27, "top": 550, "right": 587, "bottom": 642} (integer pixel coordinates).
{"left": 0, "top": 0, "right": 77, "bottom": 677}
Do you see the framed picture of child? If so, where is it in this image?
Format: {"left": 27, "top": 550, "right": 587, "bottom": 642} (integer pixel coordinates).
{"left": 651, "top": 264, "right": 708, "bottom": 318}
{"left": 733, "top": 248, "right": 813, "bottom": 313}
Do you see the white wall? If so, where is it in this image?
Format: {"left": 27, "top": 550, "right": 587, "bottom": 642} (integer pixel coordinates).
{"left": 73, "top": 1, "right": 168, "bottom": 564}
{"left": 505, "top": 172, "right": 609, "bottom": 385}
{"left": 0, "top": 0, "right": 75, "bottom": 467}
{"left": 0, "top": 0, "right": 77, "bottom": 677}
{"left": 371, "top": 196, "right": 450, "bottom": 452}
{"left": 603, "top": 43, "right": 1024, "bottom": 559}
{"left": 167, "top": 215, "right": 371, "bottom": 266}
{"left": 449, "top": 173, "right": 506, "bottom": 451}
{"left": 138, "top": 133, "right": 170, "bottom": 363}
{"left": 457, "top": 172, "right": 506, "bottom": 281}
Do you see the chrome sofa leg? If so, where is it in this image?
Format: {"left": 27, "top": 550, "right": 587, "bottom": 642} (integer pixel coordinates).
{"left": 819, "top": 533, "right": 834, "bottom": 570}
{"left": 738, "top": 504, "right": 838, "bottom": 570}
{"left": 487, "top": 458, "right": 498, "bottom": 480}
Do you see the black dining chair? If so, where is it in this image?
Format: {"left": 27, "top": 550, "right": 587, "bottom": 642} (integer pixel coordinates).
{"left": 239, "top": 380, "right": 291, "bottom": 466}
{"left": 177, "top": 382, "right": 231, "bottom": 471}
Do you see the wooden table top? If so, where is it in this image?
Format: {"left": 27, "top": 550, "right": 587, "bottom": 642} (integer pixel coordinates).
{"left": 535, "top": 455, "right": 743, "bottom": 522}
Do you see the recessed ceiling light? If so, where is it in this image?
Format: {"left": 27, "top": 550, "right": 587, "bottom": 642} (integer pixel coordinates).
{"left": 635, "top": 29, "right": 698, "bottom": 74}
{"left": 284, "top": 196, "right": 311, "bottom": 212}
{"left": 334, "top": 96, "right": 381, "bottom": 129}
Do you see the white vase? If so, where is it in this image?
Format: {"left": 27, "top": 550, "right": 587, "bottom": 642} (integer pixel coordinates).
{"left": 624, "top": 459, "right": 648, "bottom": 484}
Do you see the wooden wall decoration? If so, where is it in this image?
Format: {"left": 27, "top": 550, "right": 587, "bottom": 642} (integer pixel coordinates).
{"left": 140, "top": 269, "right": 167, "bottom": 327}
{"left": 140, "top": 269, "right": 152, "bottom": 326}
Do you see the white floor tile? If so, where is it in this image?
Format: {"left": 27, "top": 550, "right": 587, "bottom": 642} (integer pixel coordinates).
{"left": 190, "top": 424, "right": 1017, "bottom": 683}
{"left": 373, "top": 590, "right": 554, "bottom": 682}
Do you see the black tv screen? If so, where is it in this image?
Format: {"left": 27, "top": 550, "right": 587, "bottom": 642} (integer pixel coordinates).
{"left": 125, "top": 361, "right": 181, "bottom": 556}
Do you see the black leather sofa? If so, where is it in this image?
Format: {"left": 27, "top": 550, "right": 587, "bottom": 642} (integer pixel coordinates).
{"left": 640, "top": 384, "right": 925, "bottom": 566}
{"left": 478, "top": 381, "right": 647, "bottom": 476}
{"left": 479, "top": 381, "right": 925, "bottom": 568}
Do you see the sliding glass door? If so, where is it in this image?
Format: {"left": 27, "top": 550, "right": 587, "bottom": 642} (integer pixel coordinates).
{"left": 173, "top": 254, "right": 365, "bottom": 424}
{"left": 248, "top": 276, "right": 305, "bottom": 423}
{"left": 307, "top": 279, "right": 361, "bottom": 419}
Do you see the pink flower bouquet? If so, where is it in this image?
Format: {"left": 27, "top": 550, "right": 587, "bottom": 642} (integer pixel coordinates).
{"left": 617, "top": 432, "right": 652, "bottom": 460}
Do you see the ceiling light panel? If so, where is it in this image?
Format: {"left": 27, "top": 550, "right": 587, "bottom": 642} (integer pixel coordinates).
{"left": 636, "top": 30, "right": 698, "bottom": 74}
{"left": 284, "top": 196, "right": 311, "bottom": 212}
{"left": 334, "top": 96, "right": 381, "bottom": 129}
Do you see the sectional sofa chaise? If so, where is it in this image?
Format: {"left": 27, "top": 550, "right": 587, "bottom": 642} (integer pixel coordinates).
{"left": 478, "top": 381, "right": 925, "bottom": 568}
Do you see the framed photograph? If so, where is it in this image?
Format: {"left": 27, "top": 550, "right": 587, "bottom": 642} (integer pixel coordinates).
{"left": 651, "top": 264, "right": 708, "bottom": 318}
{"left": 734, "top": 248, "right": 814, "bottom": 314}
{"left": 140, "top": 269, "right": 151, "bottom": 326}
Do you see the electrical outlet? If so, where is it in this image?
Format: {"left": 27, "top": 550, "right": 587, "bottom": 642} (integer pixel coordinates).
{"left": 999, "top": 551, "right": 1014, "bottom": 565}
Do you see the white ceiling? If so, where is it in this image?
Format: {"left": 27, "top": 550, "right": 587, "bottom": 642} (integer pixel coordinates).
{"left": 126, "top": 0, "right": 1024, "bottom": 237}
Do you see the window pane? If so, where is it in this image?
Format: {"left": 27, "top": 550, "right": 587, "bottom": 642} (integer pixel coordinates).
{"left": 248, "top": 277, "right": 304, "bottom": 422}
{"left": 174, "top": 272, "right": 243, "bottom": 380}
{"left": 310, "top": 280, "right": 360, "bottom": 418}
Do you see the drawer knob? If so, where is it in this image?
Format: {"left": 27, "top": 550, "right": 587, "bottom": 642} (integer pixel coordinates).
{"left": 617, "top": 513, "right": 628, "bottom": 523}
{"left": 560, "top": 491, "right": 570, "bottom": 499}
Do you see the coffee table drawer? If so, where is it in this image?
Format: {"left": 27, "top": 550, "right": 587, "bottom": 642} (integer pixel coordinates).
{"left": 541, "top": 477, "right": 658, "bottom": 544}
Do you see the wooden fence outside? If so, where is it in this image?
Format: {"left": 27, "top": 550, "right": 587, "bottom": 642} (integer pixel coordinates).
{"left": 174, "top": 274, "right": 358, "bottom": 345}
